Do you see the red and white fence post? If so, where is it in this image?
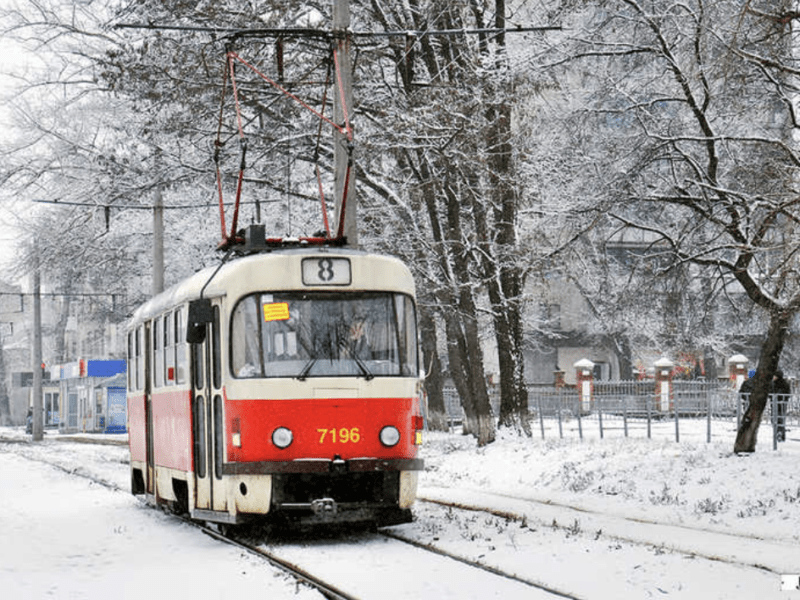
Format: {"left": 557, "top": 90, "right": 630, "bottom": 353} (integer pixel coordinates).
{"left": 574, "top": 359, "right": 594, "bottom": 414}
{"left": 727, "top": 354, "right": 749, "bottom": 391}
{"left": 654, "top": 357, "right": 674, "bottom": 413}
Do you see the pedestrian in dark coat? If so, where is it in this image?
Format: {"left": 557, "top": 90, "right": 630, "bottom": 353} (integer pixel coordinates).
{"left": 739, "top": 377, "right": 754, "bottom": 407}
{"left": 772, "top": 370, "right": 790, "bottom": 442}
{"left": 737, "top": 376, "right": 754, "bottom": 430}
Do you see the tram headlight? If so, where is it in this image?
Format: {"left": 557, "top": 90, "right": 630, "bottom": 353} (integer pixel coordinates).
{"left": 272, "top": 427, "right": 294, "bottom": 449}
{"left": 379, "top": 425, "right": 401, "bottom": 447}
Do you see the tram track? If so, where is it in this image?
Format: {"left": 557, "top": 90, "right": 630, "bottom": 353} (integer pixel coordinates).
{"left": 2, "top": 441, "right": 362, "bottom": 596}
{"left": 6, "top": 434, "right": 794, "bottom": 597}
{"left": 377, "top": 527, "right": 580, "bottom": 599}
{"left": 0, "top": 436, "right": 577, "bottom": 599}
{"left": 0, "top": 433, "right": 128, "bottom": 446}
{"left": 413, "top": 491, "right": 800, "bottom": 575}
{"left": 222, "top": 523, "right": 582, "bottom": 599}
{"left": 0, "top": 438, "right": 357, "bottom": 599}
{"left": 196, "top": 524, "right": 360, "bottom": 600}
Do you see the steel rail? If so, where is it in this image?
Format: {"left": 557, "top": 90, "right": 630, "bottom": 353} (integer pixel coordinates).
{"left": 379, "top": 527, "right": 582, "bottom": 600}
{"left": 197, "top": 524, "right": 359, "bottom": 600}
{"left": 0, "top": 439, "right": 359, "bottom": 600}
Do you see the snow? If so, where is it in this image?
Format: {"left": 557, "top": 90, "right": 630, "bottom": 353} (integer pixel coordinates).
{"left": 405, "top": 424, "right": 800, "bottom": 598}
{"left": 0, "top": 448, "right": 321, "bottom": 600}
{"left": 1, "top": 421, "right": 799, "bottom": 599}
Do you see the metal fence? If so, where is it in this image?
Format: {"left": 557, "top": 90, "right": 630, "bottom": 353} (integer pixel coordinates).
{"left": 441, "top": 380, "right": 799, "bottom": 449}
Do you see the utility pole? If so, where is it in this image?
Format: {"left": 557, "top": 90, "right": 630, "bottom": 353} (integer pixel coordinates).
{"left": 333, "top": 0, "right": 357, "bottom": 246}
{"left": 31, "top": 252, "right": 43, "bottom": 442}
{"left": 0, "top": 327, "right": 10, "bottom": 426}
{"left": 153, "top": 188, "right": 164, "bottom": 296}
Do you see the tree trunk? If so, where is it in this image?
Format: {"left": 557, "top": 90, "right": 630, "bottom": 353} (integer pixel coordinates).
{"left": 419, "top": 307, "right": 448, "bottom": 431}
{"left": 703, "top": 347, "right": 718, "bottom": 380}
{"left": 442, "top": 311, "right": 477, "bottom": 435}
{"left": 734, "top": 308, "right": 791, "bottom": 453}
{"left": 610, "top": 333, "right": 634, "bottom": 380}
{"left": 377, "top": 1, "right": 496, "bottom": 445}
{"left": 477, "top": 0, "right": 530, "bottom": 435}
{"left": 415, "top": 153, "right": 495, "bottom": 445}
{"left": 486, "top": 109, "right": 530, "bottom": 433}
{"left": 443, "top": 181, "right": 495, "bottom": 446}
{"left": 53, "top": 293, "right": 73, "bottom": 363}
{"left": 468, "top": 175, "right": 530, "bottom": 435}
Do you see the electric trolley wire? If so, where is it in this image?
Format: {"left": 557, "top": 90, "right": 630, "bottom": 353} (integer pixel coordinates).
{"left": 0, "top": 292, "right": 123, "bottom": 298}
{"left": 115, "top": 23, "right": 560, "bottom": 38}
{"left": 110, "top": 19, "right": 560, "bottom": 247}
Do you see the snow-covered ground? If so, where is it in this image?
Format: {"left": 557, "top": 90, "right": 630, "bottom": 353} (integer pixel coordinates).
{"left": 1, "top": 420, "right": 799, "bottom": 599}
{"left": 0, "top": 446, "right": 322, "bottom": 600}
{"left": 407, "top": 423, "right": 800, "bottom": 598}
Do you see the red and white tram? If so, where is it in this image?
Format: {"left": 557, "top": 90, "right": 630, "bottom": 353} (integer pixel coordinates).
{"left": 126, "top": 247, "right": 424, "bottom": 527}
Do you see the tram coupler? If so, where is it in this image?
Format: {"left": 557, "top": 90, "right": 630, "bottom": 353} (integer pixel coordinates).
{"left": 310, "top": 497, "right": 338, "bottom": 518}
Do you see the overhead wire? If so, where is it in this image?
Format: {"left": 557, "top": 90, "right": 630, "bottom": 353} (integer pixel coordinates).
{"left": 113, "top": 19, "right": 560, "bottom": 247}
{"left": 213, "top": 38, "right": 355, "bottom": 246}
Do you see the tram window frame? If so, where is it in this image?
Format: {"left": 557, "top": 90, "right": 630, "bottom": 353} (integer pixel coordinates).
{"left": 396, "top": 295, "right": 419, "bottom": 377}
{"left": 164, "top": 313, "right": 175, "bottom": 385}
{"left": 153, "top": 317, "right": 163, "bottom": 388}
{"left": 213, "top": 394, "right": 224, "bottom": 480}
{"left": 229, "top": 291, "right": 419, "bottom": 379}
{"left": 127, "top": 332, "right": 133, "bottom": 391}
{"left": 133, "top": 330, "right": 138, "bottom": 391}
{"left": 193, "top": 395, "right": 206, "bottom": 479}
{"left": 135, "top": 326, "right": 144, "bottom": 391}
{"left": 192, "top": 332, "right": 205, "bottom": 390}
{"left": 175, "top": 308, "right": 187, "bottom": 384}
{"left": 212, "top": 306, "right": 222, "bottom": 390}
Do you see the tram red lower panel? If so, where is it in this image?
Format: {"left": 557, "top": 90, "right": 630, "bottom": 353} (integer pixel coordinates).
{"left": 126, "top": 389, "right": 193, "bottom": 472}
{"left": 225, "top": 397, "right": 419, "bottom": 463}
{"left": 151, "top": 389, "right": 193, "bottom": 472}
{"left": 127, "top": 392, "right": 146, "bottom": 464}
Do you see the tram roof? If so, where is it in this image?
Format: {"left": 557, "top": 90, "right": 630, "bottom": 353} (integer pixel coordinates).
{"left": 129, "top": 247, "right": 415, "bottom": 326}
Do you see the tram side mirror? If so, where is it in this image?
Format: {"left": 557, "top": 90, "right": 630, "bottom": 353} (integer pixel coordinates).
{"left": 187, "top": 298, "right": 214, "bottom": 344}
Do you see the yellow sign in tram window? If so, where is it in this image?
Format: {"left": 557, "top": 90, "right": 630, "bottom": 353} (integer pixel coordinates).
{"left": 263, "top": 302, "right": 290, "bottom": 322}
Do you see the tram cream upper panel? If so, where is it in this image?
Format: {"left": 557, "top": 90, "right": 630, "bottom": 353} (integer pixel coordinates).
{"left": 129, "top": 249, "right": 416, "bottom": 327}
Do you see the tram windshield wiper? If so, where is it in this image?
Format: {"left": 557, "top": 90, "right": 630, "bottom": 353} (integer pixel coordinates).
{"left": 353, "top": 355, "right": 374, "bottom": 380}
{"left": 296, "top": 354, "right": 373, "bottom": 380}
{"left": 296, "top": 357, "right": 317, "bottom": 380}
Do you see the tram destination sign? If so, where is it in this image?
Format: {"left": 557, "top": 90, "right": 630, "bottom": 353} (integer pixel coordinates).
{"left": 302, "top": 257, "right": 352, "bottom": 286}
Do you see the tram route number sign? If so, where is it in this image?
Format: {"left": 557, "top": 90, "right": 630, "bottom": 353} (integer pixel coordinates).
{"left": 302, "top": 257, "right": 352, "bottom": 286}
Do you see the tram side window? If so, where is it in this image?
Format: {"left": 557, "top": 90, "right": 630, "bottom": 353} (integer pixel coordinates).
{"left": 193, "top": 396, "right": 206, "bottom": 479}
{"left": 213, "top": 394, "right": 224, "bottom": 480}
{"left": 212, "top": 305, "right": 222, "bottom": 390}
{"left": 395, "top": 295, "right": 419, "bottom": 377}
{"left": 136, "top": 326, "right": 144, "bottom": 391}
{"left": 127, "top": 332, "right": 134, "bottom": 391}
{"left": 192, "top": 334, "right": 205, "bottom": 390}
{"left": 175, "top": 308, "right": 187, "bottom": 384}
{"left": 231, "top": 295, "right": 262, "bottom": 377}
{"left": 164, "top": 314, "right": 175, "bottom": 384}
{"left": 153, "top": 317, "right": 163, "bottom": 388}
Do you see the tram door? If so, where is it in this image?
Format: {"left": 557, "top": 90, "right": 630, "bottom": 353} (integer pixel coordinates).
{"left": 190, "top": 302, "right": 226, "bottom": 513}
{"left": 144, "top": 322, "right": 155, "bottom": 496}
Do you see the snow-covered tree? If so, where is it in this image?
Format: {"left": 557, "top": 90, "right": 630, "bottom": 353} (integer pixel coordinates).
{"left": 540, "top": 0, "right": 800, "bottom": 452}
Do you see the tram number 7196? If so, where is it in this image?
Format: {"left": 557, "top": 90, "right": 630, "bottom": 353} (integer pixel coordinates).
{"left": 317, "top": 427, "right": 361, "bottom": 444}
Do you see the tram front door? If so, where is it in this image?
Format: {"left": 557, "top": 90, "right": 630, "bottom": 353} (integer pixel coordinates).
{"left": 189, "top": 301, "right": 227, "bottom": 515}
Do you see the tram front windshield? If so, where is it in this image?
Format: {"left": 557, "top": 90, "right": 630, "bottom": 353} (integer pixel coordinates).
{"left": 231, "top": 292, "right": 418, "bottom": 379}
